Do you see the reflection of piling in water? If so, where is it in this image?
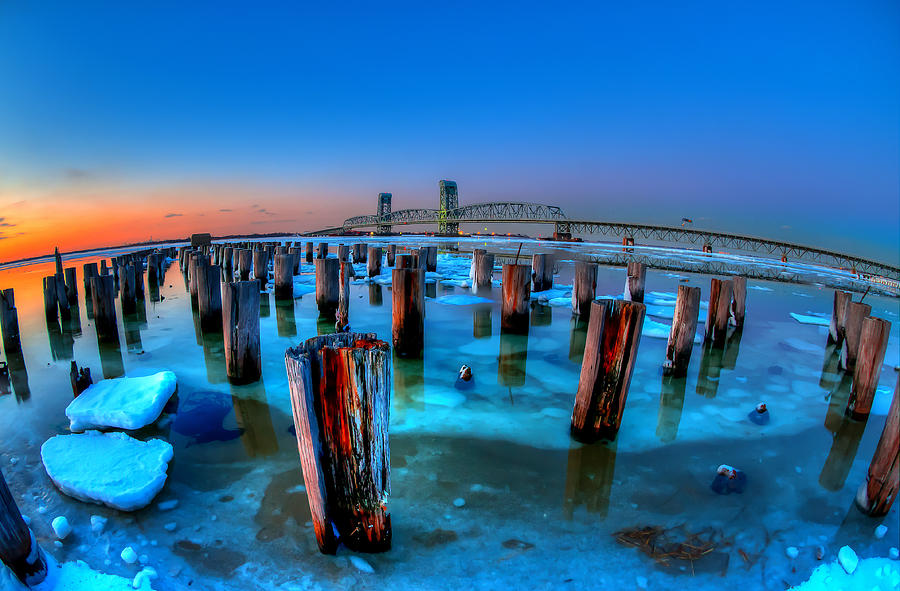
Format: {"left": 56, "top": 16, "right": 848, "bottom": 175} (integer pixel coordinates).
{"left": 123, "top": 313, "right": 144, "bottom": 353}
{"left": 819, "top": 415, "right": 867, "bottom": 492}
{"left": 425, "top": 281, "right": 437, "bottom": 300}
{"left": 564, "top": 441, "right": 617, "bottom": 519}
{"left": 498, "top": 328, "right": 529, "bottom": 388}
{"left": 316, "top": 314, "right": 336, "bottom": 336}
{"left": 695, "top": 343, "right": 725, "bottom": 398}
{"left": 819, "top": 343, "right": 841, "bottom": 392}
{"left": 568, "top": 316, "right": 589, "bottom": 364}
{"left": 201, "top": 331, "right": 227, "bottom": 384}
{"left": 392, "top": 351, "right": 424, "bottom": 414}
{"left": 657, "top": 375, "right": 687, "bottom": 443}
{"left": 276, "top": 300, "right": 297, "bottom": 338}
{"left": 530, "top": 303, "right": 552, "bottom": 327}
{"left": 473, "top": 306, "right": 492, "bottom": 339}
{"left": 259, "top": 291, "right": 271, "bottom": 319}
{"left": 5, "top": 352, "right": 31, "bottom": 402}
{"left": 721, "top": 327, "right": 743, "bottom": 370}
{"left": 47, "top": 317, "right": 74, "bottom": 362}
{"left": 368, "top": 283, "right": 383, "bottom": 307}
{"left": 231, "top": 381, "right": 279, "bottom": 458}
{"left": 97, "top": 338, "right": 125, "bottom": 379}
{"left": 91, "top": 275, "right": 119, "bottom": 343}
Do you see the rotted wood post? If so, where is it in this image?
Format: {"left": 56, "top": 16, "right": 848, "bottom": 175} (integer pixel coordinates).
{"left": 188, "top": 253, "right": 201, "bottom": 300}
{"left": 473, "top": 251, "right": 494, "bottom": 292}
{"left": 532, "top": 253, "right": 553, "bottom": 292}
{"left": 336, "top": 262, "right": 351, "bottom": 332}
{"left": 353, "top": 243, "right": 368, "bottom": 263}
{"left": 731, "top": 276, "right": 747, "bottom": 328}
{"left": 663, "top": 285, "right": 701, "bottom": 377}
{"left": 501, "top": 264, "right": 531, "bottom": 333}
{"left": 146, "top": 254, "right": 159, "bottom": 286}
{"left": 572, "top": 261, "right": 597, "bottom": 317}
{"left": 841, "top": 302, "right": 872, "bottom": 371}
{"left": 238, "top": 249, "right": 253, "bottom": 282}
{"left": 90, "top": 275, "right": 118, "bottom": 341}
{"left": 316, "top": 243, "right": 328, "bottom": 259}
{"left": 284, "top": 333, "right": 392, "bottom": 554}
{"left": 69, "top": 361, "right": 92, "bottom": 397}
{"left": 253, "top": 249, "right": 269, "bottom": 289}
{"left": 856, "top": 376, "right": 899, "bottom": 517}
{"left": 315, "top": 257, "right": 340, "bottom": 316}
{"left": 64, "top": 267, "right": 78, "bottom": 306}
{"left": 704, "top": 278, "right": 733, "bottom": 347}
{"left": 222, "top": 281, "right": 261, "bottom": 384}
{"left": 367, "top": 246, "right": 382, "bottom": 278}
{"left": 99, "top": 259, "right": 108, "bottom": 276}
{"left": 338, "top": 244, "right": 350, "bottom": 263}
{"left": 133, "top": 258, "right": 144, "bottom": 298}
{"left": 274, "top": 254, "right": 294, "bottom": 300}
{"left": 571, "top": 299, "right": 646, "bottom": 442}
{"left": 386, "top": 244, "right": 396, "bottom": 267}
{"left": 198, "top": 264, "right": 223, "bottom": 332}
{"left": 624, "top": 262, "right": 646, "bottom": 303}
{"left": 289, "top": 247, "right": 301, "bottom": 274}
{"left": 847, "top": 317, "right": 891, "bottom": 419}
{"left": 0, "top": 468, "right": 48, "bottom": 585}
{"left": 0, "top": 289, "right": 21, "bottom": 354}
{"left": 422, "top": 246, "right": 438, "bottom": 272}
{"left": 223, "top": 247, "right": 234, "bottom": 274}
{"left": 829, "top": 290, "right": 852, "bottom": 346}
{"left": 306, "top": 241, "right": 314, "bottom": 263}
{"left": 53, "top": 247, "right": 70, "bottom": 320}
{"left": 392, "top": 267, "right": 425, "bottom": 357}
{"left": 42, "top": 276, "right": 59, "bottom": 319}
{"left": 395, "top": 254, "right": 413, "bottom": 269}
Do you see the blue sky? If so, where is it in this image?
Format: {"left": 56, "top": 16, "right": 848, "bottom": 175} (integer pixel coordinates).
{"left": 0, "top": 1, "right": 897, "bottom": 262}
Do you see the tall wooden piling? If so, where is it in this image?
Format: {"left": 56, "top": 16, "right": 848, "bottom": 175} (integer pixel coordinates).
{"left": 624, "top": 262, "right": 647, "bottom": 303}
{"left": 392, "top": 267, "right": 425, "bottom": 357}
{"left": 289, "top": 247, "right": 301, "bottom": 274}
{"left": 253, "top": 250, "right": 269, "bottom": 288}
{"left": 395, "top": 254, "right": 412, "bottom": 269}
{"left": 336, "top": 262, "right": 351, "bottom": 332}
{"left": 118, "top": 263, "right": 137, "bottom": 315}
{"left": 829, "top": 291, "right": 852, "bottom": 346}
{"left": 856, "top": 376, "right": 899, "bottom": 517}
{"left": 422, "top": 246, "right": 437, "bottom": 272}
{"left": 353, "top": 243, "right": 368, "bottom": 263}
{"left": 223, "top": 246, "right": 234, "bottom": 274}
{"left": 0, "top": 468, "right": 48, "bottom": 585}
{"left": 316, "top": 243, "right": 328, "bottom": 259}
{"left": 314, "top": 257, "right": 340, "bottom": 316}
{"left": 572, "top": 261, "right": 598, "bottom": 318}
{"left": 306, "top": 241, "right": 314, "bottom": 263}
{"left": 704, "top": 278, "right": 733, "bottom": 347}
{"left": 147, "top": 254, "right": 159, "bottom": 286}
{"left": 64, "top": 267, "right": 78, "bottom": 306}
{"left": 42, "top": 276, "right": 59, "bottom": 319}
{"left": 274, "top": 254, "right": 294, "bottom": 299}
{"left": 731, "top": 276, "right": 747, "bottom": 328}
{"left": 198, "top": 264, "right": 223, "bottom": 332}
{"left": 133, "top": 258, "right": 144, "bottom": 298}
{"left": 841, "top": 302, "right": 872, "bottom": 371}
{"left": 222, "top": 281, "right": 261, "bottom": 384}
{"left": 83, "top": 263, "right": 98, "bottom": 299}
{"left": 571, "top": 299, "right": 646, "bottom": 442}
{"left": 284, "top": 333, "right": 392, "bottom": 554}
{"left": 847, "top": 317, "right": 891, "bottom": 419}
{"left": 367, "top": 246, "right": 382, "bottom": 278}
{"left": 91, "top": 275, "right": 118, "bottom": 342}
{"left": 531, "top": 253, "right": 553, "bottom": 292}
{"left": 663, "top": 285, "right": 701, "bottom": 377}
{"left": 53, "top": 248, "right": 70, "bottom": 320}
{"left": 238, "top": 249, "right": 253, "bottom": 282}
{"left": 501, "top": 264, "right": 531, "bottom": 333}
{"left": 0, "top": 289, "right": 21, "bottom": 354}
{"left": 99, "top": 259, "right": 108, "bottom": 276}
{"left": 387, "top": 244, "right": 397, "bottom": 267}
{"left": 473, "top": 251, "right": 494, "bottom": 292}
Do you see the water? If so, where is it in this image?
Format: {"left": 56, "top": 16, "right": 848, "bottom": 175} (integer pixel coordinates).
{"left": 0, "top": 238, "right": 897, "bottom": 590}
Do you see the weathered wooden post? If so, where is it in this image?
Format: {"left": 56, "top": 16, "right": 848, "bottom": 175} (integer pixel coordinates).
{"left": 118, "top": 263, "right": 137, "bottom": 315}
{"left": 0, "top": 290, "right": 21, "bottom": 354}
{"left": 730, "top": 276, "right": 747, "bottom": 327}
{"left": 306, "top": 241, "right": 314, "bottom": 263}
{"left": 69, "top": 361, "right": 92, "bottom": 397}
{"left": 198, "top": 264, "right": 223, "bottom": 332}
{"left": 367, "top": 246, "right": 382, "bottom": 278}
{"left": 285, "top": 333, "right": 392, "bottom": 554}
{"left": 223, "top": 246, "right": 234, "bottom": 274}
{"left": 133, "top": 258, "right": 144, "bottom": 298}
{"left": 99, "top": 259, "right": 108, "bottom": 276}
{"left": 222, "top": 281, "right": 261, "bottom": 384}
{"left": 316, "top": 243, "right": 328, "bottom": 259}
{"left": 253, "top": 249, "right": 269, "bottom": 289}
{"left": 386, "top": 244, "right": 397, "bottom": 267}
{"left": 274, "top": 254, "right": 294, "bottom": 299}
{"left": 188, "top": 252, "right": 201, "bottom": 300}
{"left": 53, "top": 247, "right": 70, "bottom": 320}
{"left": 0, "top": 468, "right": 47, "bottom": 585}
{"left": 289, "top": 247, "right": 301, "bottom": 274}
{"left": 704, "top": 278, "right": 733, "bottom": 347}
{"left": 855, "top": 375, "right": 898, "bottom": 517}
{"left": 392, "top": 267, "right": 425, "bottom": 357}
{"left": 147, "top": 254, "right": 159, "bottom": 286}
{"left": 42, "top": 276, "right": 58, "bottom": 319}
{"left": 353, "top": 242, "right": 368, "bottom": 263}
{"left": 501, "top": 264, "right": 531, "bottom": 333}
{"left": 847, "top": 317, "right": 891, "bottom": 419}
{"left": 336, "top": 262, "right": 351, "bottom": 332}
{"left": 841, "top": 302, "right": 872, "bottom": 371}
{"left": 624, "top": 262, "right": 646, "bottom": 303}
{"left": 663, "top": 285, "right": 701, "bottom": 377}
{"left": 238, "top": 249, "right": 253, "bottom": 281}
{"left": 422, "top": 246, "right": 438, "bottom": 272}
{"left": 473, "top": 251, "right": 494, "bottom": 293}
{"left": 314, "top": 257, "right": 340, "bottom": 316}
{"left": 623, "top": 236, "right": 634, "bottom": 253}
{"left": 63, "top": 267, "right": 78, "bottom": 306}
{"left": 395, "top": 254, "right": 413, "bottom": 269}
{"left": 572, "top": 261, "right": 597, "bottom": 318}
{"left": 82, "top": 263, "right": 98, "bottom": 299}
{"left": 91, "top": 275, "right": 118, "bottom": 342}
{"left": 531, "top": 253, "right": 553, "bottom": 292}
{"left": 338, "top": 244, "right": 350, "bottom": 264}
{"left": 571, "top": 299, "right": 646, "bottom": 442}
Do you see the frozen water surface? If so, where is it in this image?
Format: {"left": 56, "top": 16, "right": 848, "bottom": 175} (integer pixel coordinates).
{"left": 0, "top": 237, "right": 897, "bottom": 590}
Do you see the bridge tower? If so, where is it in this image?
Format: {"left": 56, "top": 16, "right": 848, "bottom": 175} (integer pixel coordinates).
{"left": 438, "top": 180, "right": 459, "bottom": 235}
{"left": 376, "top": 192, "right": 392, "bottom": 234}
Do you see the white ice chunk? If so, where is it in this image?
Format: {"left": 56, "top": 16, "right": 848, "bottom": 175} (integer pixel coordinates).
{"left": 875, "top": 525, "right": 888, "bottom": 539}
{"left": 642, "top": 318, "right": 701, "bottom": 343}
{"left": 41, "top": 432, "right": 174, "bottom": 511}
{"left": 90, "top": 515, "right": 107, "bottom": 534}
{"left": 837, "top": 545, "right": 858, "bottom": 574}
{"left": 51, "top": 516, "right": 72, "bottom": 540}
{"left": 789, "top": 312, "right": 830, "bottom": 326}
{"left": 433, "top": 294, "right": 492, "bottom": 306}
{"left": 120, "top": 547, "right": 138, "bottom": 564}
{"left": 66, "top": 371, "right": 177, "bottom": 432}
{"left": 349, "top": 556, "right": 374, "bottom": 574}
{"left": 132, "top": 567, "right": 157, "bottom": 589}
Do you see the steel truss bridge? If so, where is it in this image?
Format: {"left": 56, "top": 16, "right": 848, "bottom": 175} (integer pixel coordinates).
{"left": 303, "top": 201, "right": 899, "bottom": 282}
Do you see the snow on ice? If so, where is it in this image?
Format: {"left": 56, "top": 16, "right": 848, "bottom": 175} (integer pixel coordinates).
{"left": 66, "top": 372, "right": 177, "bottom": 432}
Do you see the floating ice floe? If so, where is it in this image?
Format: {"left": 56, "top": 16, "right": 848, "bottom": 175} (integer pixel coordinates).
{"left": 41, "top": 431, "right": 174, "bottom": 511}
{"left": 3, "top": 554, "right": 155, "bottom": 591}
{"left": 789, "top": 312, "right": 830, "bottom": 326}
{"left": 66, "top": 371, "right": 177, "bottom": 432}
{"left": 749, "top": 285, "right": 773, "bottom": 291}
{"left": 433, "top": 294, "right": 492, "bottom": 306}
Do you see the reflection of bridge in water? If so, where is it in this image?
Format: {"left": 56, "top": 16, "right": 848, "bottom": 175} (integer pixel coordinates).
{"left": 303, "top": 181, "right": 900, "bottom": 283}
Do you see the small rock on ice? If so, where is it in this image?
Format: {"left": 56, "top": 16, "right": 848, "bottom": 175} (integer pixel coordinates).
{"left": 453, "top": 498, "right": 466, "bottom": 507}
{"left": 889, "top": 547, "right": 898, "bottom": 560}
{"left": 349, "top": 556, "right": 374, "bottom": 573}
{"left": 133, "top": 566, "right": 157, "bottom": 589}
{"left": 164, "top": 522, "right": 177, "bottom": 532}
{"left": 837, "top": 545, "right": 858, "bottom": 574}
{"left": 66, "top": 371, "right": 177, "bottom": 432}
{"left": 121, "top": 546, "right": 138, "bottom": 564}
{"left": 875, "top": 524, "right": 888, "bottom": 539}
{"left": 91, "top": 515, "right": 107, "bottom": 534}
{"left": 51, "top": 516, "right": 72, "bottom": 539}
{"left": 786, "top": 546, "right": 799, "bottom": 559}
{"left": 157, "top": 499, "right": 178, "bottom": 511}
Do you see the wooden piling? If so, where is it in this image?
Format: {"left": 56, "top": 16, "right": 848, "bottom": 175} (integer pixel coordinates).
{"left": 392, "top": 267, "right": 425, "bottom": 357}
{"left": 64, "top": 267, "right": 78, "bottom": 306}
{"left": 730, "top": 276, "right": 747, "bottom": 328}
{"left": 829, "top": 291, "right": 852, "bottom": 346}
{"left": 856, "top": 375, "right": 899, "bottom": 517}
{"left": 663, "top": 285, "right": 701, "bottom": 377}
{"left": 314, "top": 257, "right": 340, "bottom": 316}
{"left": 90, "top": 275, "right": 119, "bottom": 342}
{"left": 395, "top": 254, "right": 413, "bottom": 269}
{"left": 571, "top": 299, "right": 646, "bottom": 442}
{"left": 316, "top": 243, "right": 328, "bottom": 259}
{"left": 572, "top": 261, "right": 598, "bottom": 318}
{"left": 42, "top": 276, "right": 59, "bottom": 319}
{"left": 624, "top": 262, "right": 646, "bottom": 303}
{"left": 284, "top": 333, "right": 392, "bottom": 554}
{"left": 69, "top": 361, "right": 92, "bottom": 397}
{"left": 387, "top": 244, "right": 396, "bottom": 267}
{"left": 118, "top": 263, "right": 137, "bottom": 315}
{"left": 367, "top": 246, "right": 382, "bottom": 278}
{"left": 198, "top": 264, "right": 223, "bottom": 332}
{"left": 99, "top": 259, "right": 108, "bottom": 276}
{"left": 223, "top": 246, "right": 234, "bottom": 273}
{"left": 306, "top": 241, "right": 314, "bottom": 263}
{"left": 253, "top": 249, "right": 269, "bottom": 288}
{"left": 531, "top": 253, "right": 553, "bottom": 292}
{"left": 222, "top": 281, "right": 261, "bottom": 384}
{"left": 289, "top": 247, "right": 301, "bottom": 274}
{"left": 0, "top": 290, "right": 21, "bottom": 354}
{"left": 473, "top": 251, "right": 495, "bottom": 292}
{"left": 53, "top": 248, "right": 70, "bottom": 320}
{"left": 421, "top": 246, "right": 437, "bottom": 272}
{"left": 133, "top": 258, "right": 144, "bottom": 298}
{"left": 841, "top": 302, "right": 872, "bottom": 371}
{"left": 336, "top": 262, "right": 351, "bottom": 332}
{"left": 238, "top": 249, "right": 253, "bottom": 281}
{"left": 274, "top": 254, "right": 294, "bottom": 299}
{"left": 0, "top": 468, "right": 47, "bottom": 585}
{"left": 353, "top": 243, "right": 368, "bottom": 263}
{"left": 704, "top": 278, "right": 733, "bottom": 347}
{"left": 847, "top": 317, "right": 891, "bottom": 419}
{"left": 501, "top": 264, "right": 531, "bottom": 333}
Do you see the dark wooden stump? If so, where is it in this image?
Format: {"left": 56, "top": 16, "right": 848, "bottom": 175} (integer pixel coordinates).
{"left": 353, "top": 243, "right": 368, "bottom": 263}
{"left": 841, "top": 302, "right": 872, "bottom": 371}
{"left": 253, "top": 249, "right": 269, "bottom": 289}
{"left": 571, "top": 299, "right": 646, "bottom": 442}
{"left": 238, "top": 249, "right": 253, "bottom": 281}
{"left": 69, "top": 361, "right": 92, "bottom": 397}
{"left": 274, "top": 254, "right": 294, "bottom": 300}
{"left": 42, "top": 276, "right": 59, "bottom": 320}
{"left": 336, "top": 262, "right": 351, "bottom": 332}
{"left": 624, "top": 262, "right": 646, "bottom": 303}
{"left": 284, "top": 333, "right": 392, "bottom": 554}
{"left": 531, "top": 253, "right": 553, "bottom": 292}
{"left": 704, "top": 278, "right": 733, "bottom": 347}
{"left": 392, "top": 267, "right": 425, "bottom": 357}
{"left": 119, "top": 263, "right": 137, "bottom": 315}
{"left": 847, "top": 317, "right": 891, "bottom": 419}
{"left": 422, "top": 246, "right": 438, "bottom": 272}
{"left": 222, "top": 281, "right": 261, "bottom": 384}
{"left": 306, "top": 241, "right": 314, "bottom": 263}
{"left": 90, "top": 275, "right": 119, "bottom": 342}
{"left": 198, "top": 264, "right": 223, "bottom": 332}
{"left": 82, "top": 263, "right": 98, "bottom": 299}
{"left": 289, "top": 247, "right": 301, "bottom": 274}
{"left": 829, "top": 290, "right": 852, "bottom": 345}
{"left": 856, "top": 375, "right": 898, "bottom": 516}
{"left": 731, "top": 276, "right": 747, "bottom": 328}
{"left": 0, "top": 468, "right": 47, "bottom": 585}
{"left": 0, "top": 290, "right": 21, "bottom": 354}
{"left": 315, "top": 257, "right": 340, "bottom": 316}
{"left": 572, "top": 261, "right": 597, "bottom": 318}
{"left": 501, "top": 264, "right": 531, "bottom": 333}
{"left": 64, "top": 267, "right": 78, "bottom": 306}
{"left": 663, "top": 285, "right": 700, "bottom": 377}
{"left": 473, "top": 251, "right": 494, "bottom": 293}
{"left": 316, "top": 243, "right": 328, "bottom": 259}
{"left": 386, "top": 244, "right": 396, "bottom": 267}
{"left": 53, "top": 248, "right": 70, "bottom": 320}
{"left": 395, "top": 254, "right": 413, "bottom": 269}
{"left": 367, "top": 246, "right": 382, "bottom": 278}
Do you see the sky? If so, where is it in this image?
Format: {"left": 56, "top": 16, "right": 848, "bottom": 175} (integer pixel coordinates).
{"left": 0, "top": 1, "right": 898, "bottom": 264}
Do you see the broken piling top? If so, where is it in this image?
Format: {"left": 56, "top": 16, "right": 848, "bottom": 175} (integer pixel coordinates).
{"left": 285, "top": 333, "right": 392, "bottom": 554}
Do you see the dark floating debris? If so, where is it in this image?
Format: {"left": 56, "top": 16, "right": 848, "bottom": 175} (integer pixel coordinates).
{"left": 711, "top": 464, "right": 747, "bottom": 494}
{"left": 501, "top": 539, "right": 535, "bottom": 550}
{"left": 455, "top": 365, "right": 474, "bottom": 390}
{"left": 613, "top": 525, "right": 716, "bottom": 566}
{"left": 748, "top": 402, "right": 770, "bottom": 425}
